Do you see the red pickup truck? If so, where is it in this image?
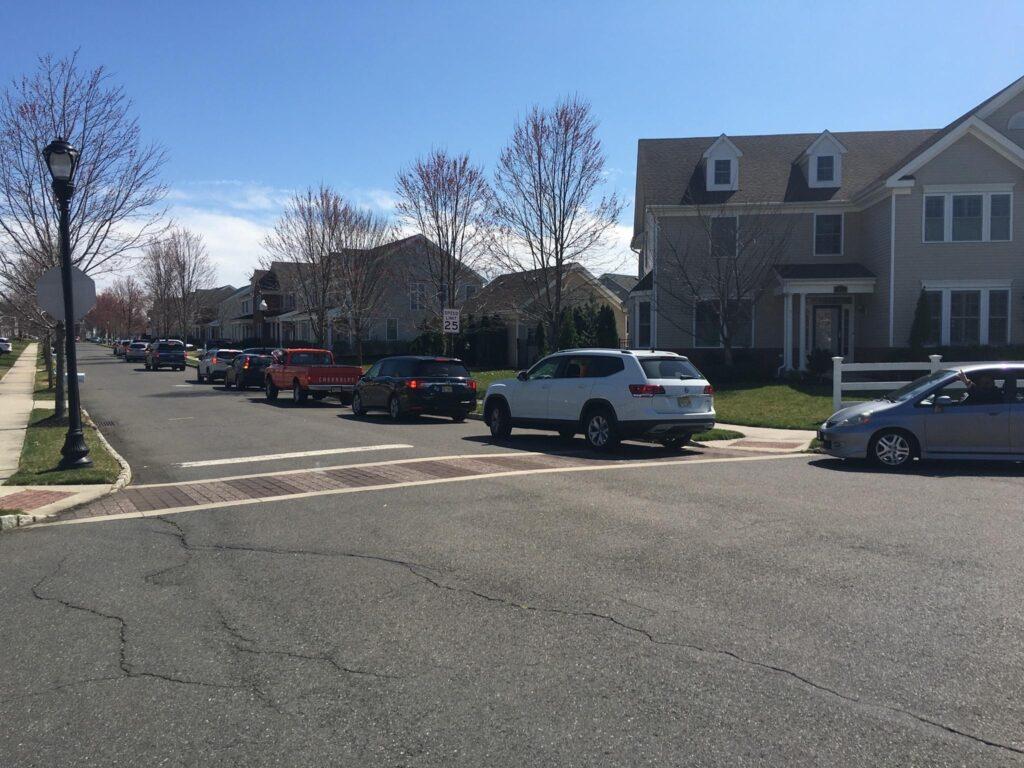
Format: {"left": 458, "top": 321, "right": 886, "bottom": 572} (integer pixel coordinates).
{"left": 264, "top": 348, "right": 362, "bottom": 404}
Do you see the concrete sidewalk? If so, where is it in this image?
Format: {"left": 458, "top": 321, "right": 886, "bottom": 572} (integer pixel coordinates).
{"left": 710, "top": 422, "right": 817, "bottom": 452}
{"left": 0, "top": 343, "right": 38, "bottom": 483}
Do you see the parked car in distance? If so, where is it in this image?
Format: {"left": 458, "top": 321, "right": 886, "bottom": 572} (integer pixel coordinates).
{"left": 818, "top": 363, "right": 1024, "bottom": 469}
{"left": 264, "top": 348, "right": 361, "bottom": 404}
{"left": 145, "top": 339, "right": 186, "bottom": 371}
{"left": 225, "top": 353, "right": 274, "bottom": 390}
{"left": 0, "top": 337, "right": 12, "bottom": 354}
{"left": 124, "top": 341, "right": 148, "bottom": 363}
{"left": 113, "top": 339, "right": 129, "bottom": 357}
{"left": 196, "top": 348, "right": 241, "bottom": 382}
{"left": 483, "top": 349, "right": 716, "bottom": 451}
{"left": 352, "top": 356, "right": 477, "bottom": 421}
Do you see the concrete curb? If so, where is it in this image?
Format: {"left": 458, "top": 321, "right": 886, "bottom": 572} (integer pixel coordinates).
{"left": 83, "top": 407, "right": 132, "bottom": 490}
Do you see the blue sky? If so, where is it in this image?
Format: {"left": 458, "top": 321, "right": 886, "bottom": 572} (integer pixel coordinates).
{"left": 2, "top": 0, "right": 1023, "bottom": 286}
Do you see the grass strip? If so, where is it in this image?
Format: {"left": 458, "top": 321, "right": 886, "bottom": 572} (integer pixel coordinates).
{"left": 4, "top": 408, "right": 121, "bottom": 486}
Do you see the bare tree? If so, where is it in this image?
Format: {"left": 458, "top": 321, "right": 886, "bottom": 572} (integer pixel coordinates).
{"left": 490, "top": 96, "right": 623, "bottom": 344}
{"left": 655, "top": 201, "right": 795, "bottom": 364}
{"left": 163, "top": 228, "right": 216, "bottom": 342}
{"left": 263, "top": 186, "right": 346, "bottom": 348}
{"left": 110, "top": 275, "right": 147, "bottom": 338}
{"left": 141, "top": 240, "right": 176, "bottom": 338}
{"left": 333, "top": 206, "right": 396, "bottom": 364}
{"left": 0, "top": 53, "right": 165, "bottom": 389}
{"left": 395, "top": 149, "right": 491, "bottom": 350}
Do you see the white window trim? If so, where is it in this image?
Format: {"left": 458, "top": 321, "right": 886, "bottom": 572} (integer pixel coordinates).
{"left": 920, "top": 282, "right": 1012, "bottom": 345}
{"left": 692, "top": 299, "right": 756, "bottom": 349}
{"left": 707, "top": 157, "right": 738, "bottom": 192}
{"left": 813, "top": 212, "right": 844, "bottom": 256}
{"left": 809, "top": 154, "right": 841, "bottom": 188}
{"left": 409, "top": 281, "right": 426, "bottom": 311}
{"left": 921, "top": 190, "right": 1013, "bottom": 243}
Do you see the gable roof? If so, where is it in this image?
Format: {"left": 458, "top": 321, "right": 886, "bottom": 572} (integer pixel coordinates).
{"left": 599, "top": 273, "right": 638, "bottom": 302}
{"left": 465, "top": 263, "right": 619, "bottom": 317}
{"left": 633, "top": 128, "right": 937, "bottom": 237}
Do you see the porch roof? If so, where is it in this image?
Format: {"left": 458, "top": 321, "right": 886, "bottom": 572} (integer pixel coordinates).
{"left": 774, "top": 262, "right": 876, "bottom": 295}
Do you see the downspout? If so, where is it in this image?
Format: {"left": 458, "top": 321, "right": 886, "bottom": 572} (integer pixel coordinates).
{"left": 888, "top": 191, "right": 896, "bottom": 347}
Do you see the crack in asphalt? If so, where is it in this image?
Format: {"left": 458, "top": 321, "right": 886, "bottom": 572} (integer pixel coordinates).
{"left": 193, "top": 536, "right": 1024, "bottom": 759}
{"left": 232, "top": 645, "right": 400, "bottom": 680}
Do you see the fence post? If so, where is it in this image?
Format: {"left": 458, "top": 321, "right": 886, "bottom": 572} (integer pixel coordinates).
{"left": 832, "top": 356, "right": 844, "bottom": 411}
{"left": 929, "top": 354, "right": 943, "bottom": 373}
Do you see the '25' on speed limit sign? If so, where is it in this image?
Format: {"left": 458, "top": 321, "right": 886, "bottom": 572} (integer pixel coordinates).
{"left": 443, "top": 308, "right": 460, "bottom": 334}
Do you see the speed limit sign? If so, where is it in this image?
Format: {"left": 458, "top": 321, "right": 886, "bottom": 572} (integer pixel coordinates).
{"left": 442, "top": 308, "right": 460, "bottom": 334}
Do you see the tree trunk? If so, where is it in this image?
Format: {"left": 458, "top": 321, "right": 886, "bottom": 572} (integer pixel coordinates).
{"left": 54, "top": 323, "right": 66, "bottom": 419}
{"left": 44, "top": 330, "right": 53, "bottom": 389}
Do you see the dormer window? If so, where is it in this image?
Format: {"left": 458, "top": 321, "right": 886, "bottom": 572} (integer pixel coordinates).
{"left": 713, "top": 159, "right": 732, "bottom": 186}
{"left": 815, "top": 155, "right": 835, "bottom": 183}
{"left": 804, "top": 131, "right": 846, "bottom": 189}
{"left": 703, "top": 134, "right": 742, "bottom": 192}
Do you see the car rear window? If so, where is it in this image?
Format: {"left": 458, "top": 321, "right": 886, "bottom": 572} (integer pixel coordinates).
{"left": 290, "top": 352, "right": 332, "bottom": 365}
{"left": 130, "top": 342, "right": 147, "bottom": 349}
{"left": 413, "top": 360, "right": 470, "bottom": 378}
{"left": 216, "top": 350, "right": 239, "bottom": 360}
{"left": 158, "top": 342, "right": 184, "bottom": 351}
{"left": 640, "top": 357, "right": 702, "bottom": 380}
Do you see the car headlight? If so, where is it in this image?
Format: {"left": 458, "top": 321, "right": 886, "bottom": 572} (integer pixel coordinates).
{"left": 836, "top": 413, "right": 872, "bottom": 427}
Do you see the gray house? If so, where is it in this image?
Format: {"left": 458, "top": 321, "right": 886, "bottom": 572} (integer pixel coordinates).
{"left": 631, "top": 75, "right": 1024, "bottom": 370}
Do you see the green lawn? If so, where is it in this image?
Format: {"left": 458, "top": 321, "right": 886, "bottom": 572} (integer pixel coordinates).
{"left": 713, "top": 383, "right": 833, "bottom": 430}
{"left": 4, "top": 408, "right": 121, "bottom": 486}
{"left": 692, "top": 428, "right": 744, "bottom": 441}
{"left": 0, "top": 339, "right": 30, "bottom": 378}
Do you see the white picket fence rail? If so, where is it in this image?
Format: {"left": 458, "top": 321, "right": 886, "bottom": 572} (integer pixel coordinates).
{"left": 831, "top": 354, "right": 968, "bottom": 410}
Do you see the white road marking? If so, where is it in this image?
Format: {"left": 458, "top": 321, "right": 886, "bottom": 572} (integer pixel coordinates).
{"left": 173, "top": 384, "right": 193, "bottom": 388}
{"left": 168, "top": 416, "right": 194, "bottom": 421}
{"left": 42, "top": 453, "right": 808, "bottom": 527}
{"left": 177, "top": 444, "right": 413, "bottom": 468}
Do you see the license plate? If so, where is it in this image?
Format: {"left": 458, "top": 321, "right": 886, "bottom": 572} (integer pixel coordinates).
{"left": 677, "top": 396, "right": 691, "bottom": 406}
{"left": 442, "top": 385, "right": 452, "bottom": 393}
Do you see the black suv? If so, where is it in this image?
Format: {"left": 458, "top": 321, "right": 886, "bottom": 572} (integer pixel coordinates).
{"left": 224, "top": 352, "right": 273, "bottom": 390}
{"left": 352, "top": 356, "right": 477, "bottom": 421}
{"left": 145, "top": 340, "right": 186, "bottom": 371}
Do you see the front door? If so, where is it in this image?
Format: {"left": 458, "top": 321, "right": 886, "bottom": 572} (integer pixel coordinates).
{"left": 813, "top": 305, "right": 843, "bottom": 356}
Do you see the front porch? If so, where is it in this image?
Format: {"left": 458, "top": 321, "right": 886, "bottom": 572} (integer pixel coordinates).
{"left": 776, "top": 264, "right": 876, "bottom": 371}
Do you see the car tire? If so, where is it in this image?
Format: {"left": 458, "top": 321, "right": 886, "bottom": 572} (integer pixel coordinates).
{"left": 661, "top": 435, "right": 691, "bottom": 450}
{"left": 351, "top": 392, "right": 365, "bottom": 416}
{"left": 868, "top": 429, "right": 916, "bottom": 469}
{"left": 487, "top": 400, "right": 511, "bottom": 439}
{"left": 196, "top": 368, "right": 204, "bottom": 383}
{"left": 265, "top": 378, "right": 279, "bottom": 401}
{"left": 224, "top": 375, "right": 233, "bottom": 390}
{"left": 293, "top": 381, "right": 308, "bottom": 404}
{"left": 452, "top": 411, "right": 468, "bottom": 423}
{"left": 583, "top": 407, "right": 620, "bottom": 451}
{"left": 388, "top": 395, "right": 402, "bottom": 421}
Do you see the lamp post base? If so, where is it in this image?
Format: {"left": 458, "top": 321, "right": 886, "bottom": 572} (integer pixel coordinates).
{"left": 60, "top": 430, "right": 93, "bottom": 469}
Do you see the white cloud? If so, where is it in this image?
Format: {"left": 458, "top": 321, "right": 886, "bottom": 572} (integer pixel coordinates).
{"left": 171, "top": 206, "right": 273, "bottom": 288}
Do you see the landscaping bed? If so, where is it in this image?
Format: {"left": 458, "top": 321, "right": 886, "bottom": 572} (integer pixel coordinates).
{"left": 4, "top": 408, "right": 121, "bottom": 486}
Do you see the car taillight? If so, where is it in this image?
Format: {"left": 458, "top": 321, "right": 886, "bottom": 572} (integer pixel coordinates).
{"left": 211, "top": 356, "right": 218, "bottom": 364}
{"left": 243, "top": 358, "right": 250, "bottom": 370}
{"left": 408, "top": 379, "right": 420, "bottom": 389}
{"left": 468, "top": 379, "right": 477, "bottom": 391}
{"left": 703, "top": 384, "right": 714, "bottom": 395}
{"left": 629, "top": 384, "right": 665, "bottom": 397}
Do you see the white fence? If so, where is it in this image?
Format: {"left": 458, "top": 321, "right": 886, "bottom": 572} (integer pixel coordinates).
{"left": 831, "top": 354, "right": 957, "bottom": 410}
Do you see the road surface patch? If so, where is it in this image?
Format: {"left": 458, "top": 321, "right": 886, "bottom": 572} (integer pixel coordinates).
{"left": 39, "top": 448, "right": 807, "bottom": 527}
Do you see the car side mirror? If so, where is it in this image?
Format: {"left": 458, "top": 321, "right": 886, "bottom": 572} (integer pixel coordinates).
{"left": 933, "top": 395, "right": 954, "bottom": 408}
{"left": 516, "top": 370, "right": 528, "bottom": 381}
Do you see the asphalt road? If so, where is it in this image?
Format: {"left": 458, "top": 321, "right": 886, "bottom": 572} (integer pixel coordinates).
{"left": 0, "top": 344, "right": 1022, "bottom": 766}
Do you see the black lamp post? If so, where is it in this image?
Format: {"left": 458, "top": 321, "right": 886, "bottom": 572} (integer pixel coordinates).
{"left": 43, "top": 138, "right": 91, "bottom": 468}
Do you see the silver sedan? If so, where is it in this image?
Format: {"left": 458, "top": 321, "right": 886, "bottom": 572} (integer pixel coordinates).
{"left": 819, "top": 363, "right": 1024, "bottom": 468}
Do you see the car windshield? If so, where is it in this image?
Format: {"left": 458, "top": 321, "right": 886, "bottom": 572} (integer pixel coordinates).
{"left": 413, "top": 361, "right": 470, "bottom": 378}
{"left": 640, "top": 357, "right": 702, "bottom": 380}
{"left": 883, "top": 370, "right": 952, "bottom": 402}
{"left": 290, "top": 352, "right": 332, "bottom": 365}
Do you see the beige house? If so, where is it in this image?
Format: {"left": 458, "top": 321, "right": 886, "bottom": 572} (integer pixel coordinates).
{"left": 631, "top": 75, "right": 1024, "bottom": 370}
{"left": 466, "top": 263, "right": 628, "bottom": 368}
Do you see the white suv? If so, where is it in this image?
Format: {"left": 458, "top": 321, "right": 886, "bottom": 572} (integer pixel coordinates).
{"left": 483, "top": 349, "right": 715, "bottom": 450}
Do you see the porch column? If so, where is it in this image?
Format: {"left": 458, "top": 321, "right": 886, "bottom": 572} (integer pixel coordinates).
{"left": 783, "top": 292, "right": 793, "bottom": 370}
{"left": 798, "top": 292, "right": 807, "bottom": 371}
{"left": 848, "top": 298, "right": 856, "bottom": 362}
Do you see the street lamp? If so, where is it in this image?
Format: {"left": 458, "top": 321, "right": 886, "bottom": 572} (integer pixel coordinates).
{"left": 258, "top": 298, "right": 268, "bottom": 346}
{"left": 43, "top": 138, "right": 91, "bottom": 468}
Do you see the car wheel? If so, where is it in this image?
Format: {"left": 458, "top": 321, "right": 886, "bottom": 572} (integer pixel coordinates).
{"left": 869, "top": 429, "right": 915, "bottom": 469}
{"left": 265, "top": 378, "right": 279, "bottom": 401}
{"left": 487, "top": 400, "right": 511, "bottom": 439}
{"left": 293, "top": 381, "right": 308, "bottom": 404}
{"left": 388, "top": 395, "right": 402, "bottom": 421}
{"left": 351, "top": 392, "right": 365, "bottom": 416}
{"left": 224, "top": 375, "right": 233, "bottom": 390}
{"left": 583, "top": 407, "right": 620, "bottom": 451}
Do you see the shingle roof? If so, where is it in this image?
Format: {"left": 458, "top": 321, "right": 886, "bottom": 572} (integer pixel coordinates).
{"left": 465, "top": 263, "right": 598, "bottom": 316}
{"left": 775, "top": 263, "right": 876, "bottom": 280}
{"left": 599, "top": 273, "right": 638, "bottom": 302}
{"left": 633, "top": 129, "right": 937, "bottom": 237}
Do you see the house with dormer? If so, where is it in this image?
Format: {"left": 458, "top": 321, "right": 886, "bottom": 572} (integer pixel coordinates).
{"left": 630, "top": 75, "right": 1024, "bottom": 370}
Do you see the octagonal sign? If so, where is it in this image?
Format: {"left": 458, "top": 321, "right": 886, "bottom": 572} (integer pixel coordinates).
{"left": 36, "top": 265, "right": 96, "bottom": 323}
